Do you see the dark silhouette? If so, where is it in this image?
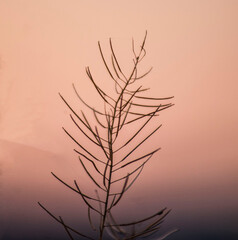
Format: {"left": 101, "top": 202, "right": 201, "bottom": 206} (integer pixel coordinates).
{"left": 39, "top": 32, "right": 177, "bottom": 240}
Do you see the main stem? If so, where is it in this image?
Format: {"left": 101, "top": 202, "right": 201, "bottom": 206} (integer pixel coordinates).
{"left": 99, "top": 63, "right": 137, "bottom": 238}
{"left": 99, "top": 116, "right": 113, "bottom": 240}
{"left": 99, "top": 81, "right": 127, "bottom": 239}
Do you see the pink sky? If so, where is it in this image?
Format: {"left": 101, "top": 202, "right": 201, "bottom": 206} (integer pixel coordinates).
{"left": 0, "top": 0, "right": 238, "bottom": 239}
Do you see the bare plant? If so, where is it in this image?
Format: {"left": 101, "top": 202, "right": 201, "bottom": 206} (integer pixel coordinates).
{"left": 39, "top": 32, "right": 177, "bottom": 240}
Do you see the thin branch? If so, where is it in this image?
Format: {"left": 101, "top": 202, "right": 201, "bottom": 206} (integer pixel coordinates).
{"left": 38, "top": 202, "right": 94, "bottom": 240}
{"left": 111, "top": 155, "right": 151, "bottom": 185}
{"left": 109, "top": 38, "right": 127, "bottom": 82}
{"left": 51, "top": 172, "right": 79, "bottom": 194}
{"left": 124, "top": 164, "right": 144, "bottom": 192}
{"left": 107, "top": 208, "right": 167, "bottom": 227}
{"left": 116, "top": 124, "right": 162, "bottom": 165}
{"left": 59, "top": 216, "right": 75, "bottom": 240}
{"left": 114, "top": 106, "right": 161, "bottom": 153}
{"left": 113, "top": 148, "right": 160, "bottom": 171}
{"left": 88, "top": 207, "right": 96, "bottom": 231}
{"left": 95, "top": 126, "right": 110, "bottom": 159}
{"left": 98, "top": 41, "right": 116, "bottom": 80}
{"left": 130, "top": 67, "right": 153, "bottom": 81}
{"left": 63, "top": 127, "right": 106, "bottom": 164}
{"left": 70, "top": 114, "right": 100, "bottom": 147}
{"left": 93, "top": 110, "right": 107, "bottom": 129}
{"left": 73, "top": 180, "right": 105, "bottom": 203}
{"left": 111, "top": 174, "right": 129, "bottom": 208}
{"left": 85, "top": 67, "right": 110, "bottom": 104}
{"left": 72, "top": 84, "right": 106, "bottom": 115}
{"left": 74, "top": 181, "right": 103, "bottom": 215}
{"left": 79, "top": 156, "right": 107, "bottom": 191}
{"left": 95, "top": 190, "right": 104, "bottom": 231}
{"left": 135, "top": 95, "right": 174, "bottom": 100}
{"left": 74, "top": 149, "right": 107, "bottom": 179}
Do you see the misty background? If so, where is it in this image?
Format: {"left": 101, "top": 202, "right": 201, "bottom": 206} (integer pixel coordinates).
{"left": 0, "top": 1, "right": 238, "bottom": 239}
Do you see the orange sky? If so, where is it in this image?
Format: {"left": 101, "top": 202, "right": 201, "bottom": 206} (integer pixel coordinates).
{"left": 0, "top": 1, "right": 238, "bottom": 238}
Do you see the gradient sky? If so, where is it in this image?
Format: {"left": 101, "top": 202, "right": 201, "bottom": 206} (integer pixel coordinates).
{"left": 0, "top": 1, "right": 238, "bottom": 239}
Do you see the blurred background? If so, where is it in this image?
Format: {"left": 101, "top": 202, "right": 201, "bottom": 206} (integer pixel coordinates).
{"left": 0, "top": 0, "right": 237, "bottom": 239}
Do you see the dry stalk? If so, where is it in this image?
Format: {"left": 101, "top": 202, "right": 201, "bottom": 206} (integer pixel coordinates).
{"left": 39, "top": 32, "right": 178, "bottom": 240}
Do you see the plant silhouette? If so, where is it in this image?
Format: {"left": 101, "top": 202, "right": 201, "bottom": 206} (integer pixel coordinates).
{"left": 39, "top": 32, "right": 177, "bottom": 240}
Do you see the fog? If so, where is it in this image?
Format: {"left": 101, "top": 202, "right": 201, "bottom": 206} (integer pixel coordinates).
{"left": 1, "top": 0, "right": 238, "bottom": 239}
